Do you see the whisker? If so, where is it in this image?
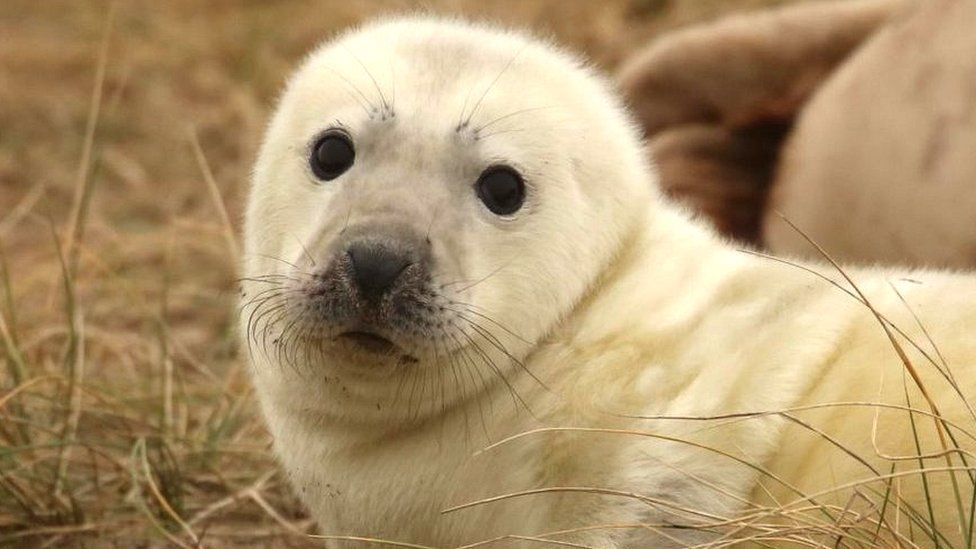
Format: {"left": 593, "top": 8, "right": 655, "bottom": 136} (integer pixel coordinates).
{"left": 455, "top": 325, "right": 532, "bottom": 416}
{"left": 259, "top": 305, "right": 290, "bottom": 359}
{"left": 291, "top": 232, "right": 317, "bottom": 267}
{"left": 477, "top": 128, "right": 526, "bottom": 141}
{"left": 474, "top": 106, "right": 553, "bottom": 133}
{"left": 323, "top": 66, "right": 377, "bottom": 116}
{"left": 462, "top": 44, "right": 528, "bottom": 129}
{"left": 245, "top": 293, "right": 285, "bottom": 345}
{"left": 240, "top": 285, "right": 296, "bottom": 310}
{"left": 244, "top": 289, "right": 285, "bottom": 331}
{"left": 448, "top": 302, "right": 532, "bottom": 345}
{"left": 434, "top": 338, "right": 448, "bottom": 426}
{"left": 450, "top": 262, "right": 512, "bottom": 294}
{"left": 274, "top": 305, "right": 308, "bottom": 373}
{"left": 253, "top": 253, "right": 304, "bottom": 271}
{"left": 250, "top": 302, "right": 288, "bottom": 363}
{"left": 457, "top": 76, "right": 476, "bottom": 131}
{"left": 417, "top": 349, "right": 433, "bottom": 422}
{"left": 344, "top": 46, "right": 391, "bottom": 117}
{"left": 406, "top": 352, "right": 423, "bottom": 422}
{"left": 237, "top": 274, "right": 301, "bottom": 284}
{"left": 446, "top": 327, "right": 493, "bottom": 441}
{"left": 457, "top": 315, "right": 549, "bottom": 393}
{"left": 443, "top": 334, "right": 472, "bottom": 446}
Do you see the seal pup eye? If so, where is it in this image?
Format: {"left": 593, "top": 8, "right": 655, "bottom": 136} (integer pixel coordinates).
{"left": 310, "top": 132, "right": 355, "bottom": 181}
{"left": 476, "top": 166, "right": 525, "bottom": 216}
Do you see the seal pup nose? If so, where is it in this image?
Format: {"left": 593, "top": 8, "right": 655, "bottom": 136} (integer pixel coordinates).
{"left": 346, "top": 242, "right": 413, "bottom": 300}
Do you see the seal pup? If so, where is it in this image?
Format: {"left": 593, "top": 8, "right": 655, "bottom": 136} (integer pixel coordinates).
{"left": 243, "top": 17, "right": 976, "bottom": 547}
{"left": 619, "top": 0, "right": 976, "bottom": 269}
{"left": 617, "top": 0, "right": 906, "bottom": 243}
{"left": 763, "top": 0, "right": 976, "bottom": 268}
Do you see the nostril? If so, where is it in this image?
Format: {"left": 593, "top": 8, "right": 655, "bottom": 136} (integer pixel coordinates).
{"left": 346, "top": 243, "right": 413, "bottom": 300}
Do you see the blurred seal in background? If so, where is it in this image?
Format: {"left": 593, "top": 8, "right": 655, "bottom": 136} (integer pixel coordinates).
{"left": 619, "top": 0, "right": 976, "bottom": 269}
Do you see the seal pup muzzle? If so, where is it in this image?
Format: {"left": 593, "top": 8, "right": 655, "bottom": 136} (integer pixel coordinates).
{"left": 296, "top": 222, "right": 433, "bottom": 358}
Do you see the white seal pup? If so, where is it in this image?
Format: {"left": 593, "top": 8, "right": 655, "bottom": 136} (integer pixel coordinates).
{"left": 243, "top": 17, "right": 976, "bottom": 547}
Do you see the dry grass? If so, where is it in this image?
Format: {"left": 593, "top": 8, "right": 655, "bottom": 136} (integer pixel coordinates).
{"left": 0, "top": 0, "right": 862, "bottom": 546}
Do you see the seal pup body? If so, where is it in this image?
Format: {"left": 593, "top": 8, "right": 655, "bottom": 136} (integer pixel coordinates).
{"left": 243, "top": 18, "right": 976, "bottom": 547}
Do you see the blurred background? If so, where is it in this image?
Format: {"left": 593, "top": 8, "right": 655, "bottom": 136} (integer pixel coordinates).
{"left": 0, "top": 0, "right": 872, "bottom": 546}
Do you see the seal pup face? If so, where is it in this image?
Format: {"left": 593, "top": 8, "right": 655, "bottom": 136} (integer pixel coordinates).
{"left": 243, "top": 18, "right": 655, "bottom": 418}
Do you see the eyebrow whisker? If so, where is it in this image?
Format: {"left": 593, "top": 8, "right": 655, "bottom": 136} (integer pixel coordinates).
{"left": 460, "top": 44, "right": 528, "bottom": 129}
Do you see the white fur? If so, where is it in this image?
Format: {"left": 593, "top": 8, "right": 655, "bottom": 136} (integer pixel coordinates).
{"left": 243, "top": 17, "right": 976, "bottom": 547}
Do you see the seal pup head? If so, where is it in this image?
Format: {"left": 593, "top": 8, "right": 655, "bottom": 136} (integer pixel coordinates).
{"left": 243, "top": 17, "right": 656, "bottom": 421}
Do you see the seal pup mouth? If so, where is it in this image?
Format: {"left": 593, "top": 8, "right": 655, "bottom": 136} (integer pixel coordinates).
{"left": 338, "top": 330, "right": 397, "bottom": 354}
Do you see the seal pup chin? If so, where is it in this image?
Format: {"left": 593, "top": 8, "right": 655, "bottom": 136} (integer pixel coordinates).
{"left": 242, "top": 16, "right": 976, "bottom": 548}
